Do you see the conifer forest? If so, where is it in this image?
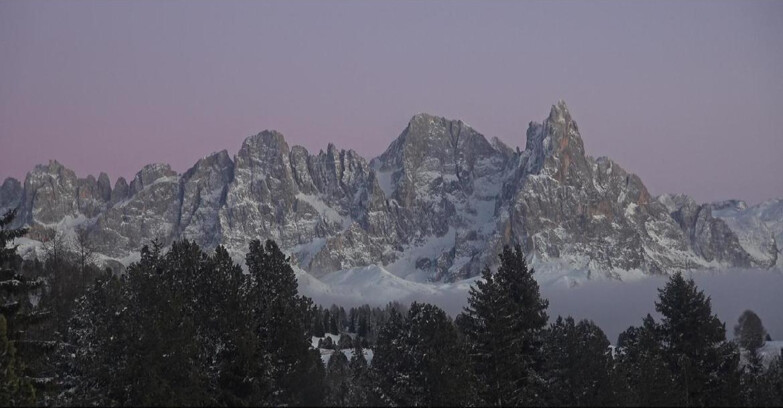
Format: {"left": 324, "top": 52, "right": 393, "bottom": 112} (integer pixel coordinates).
{"left": 2, "top": 208, "right": 782, "bottom": 407}
{"left": 4, "top": 0, "right": 783, "bottom": 406}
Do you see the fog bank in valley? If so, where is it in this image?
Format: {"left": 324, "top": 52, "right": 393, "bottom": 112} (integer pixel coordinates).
{"left": 309, "top": 268, "right": 783, "bottom": 345}
{"left": 541, "top": 269, "right": 783, "bottom": 343}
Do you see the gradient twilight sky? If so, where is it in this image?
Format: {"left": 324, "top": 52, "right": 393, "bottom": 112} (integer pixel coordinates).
{"left": 1, "top": 1, "right": 781, "bottom": 204}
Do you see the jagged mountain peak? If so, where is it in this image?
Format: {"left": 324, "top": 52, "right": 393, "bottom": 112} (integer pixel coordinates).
{"left": 186, "top": 150, "right": 233, "bottom": 174}
{"left": 400, "top": 113, "right": 484, "bottom": 148}
{"left": 249, "top": 128, "right": 286, "bottom": 141}
{"left": 374, "top": 112, "right": 500, "bottom": 172}
{"left": 97, "top": 172, "right": 112, "bottom": 198}
{"left": 37, "top": 159, "right": 65, "bottom": 171}
{"left": 235, "top": 130, "right": 294, "bottom": 180}
{"left": 0, "top": 177, "right": 23, "bottom": 217}
{"left": 523, "top": 101, "right": 587, "bottom": 181}
{"left": 241, "top": 129, "right": 289, "bottom": 153}
{"left": 1, "top": 177, "right": 21, "bottom": 191}
{"left": 657, "top": 193, "right": 699, "bottom": 214}
{"left": 2, "top": 103, "right": 780, "bottom": 283}
{"left": 547, "top": 99, "right": 573, "bottom": 124}
{"left": 710, "top": 199, "right": 749, "bottom": 213}
{"left": 408, "top": 111, "right": 462, "bottom": 124}
{"left": 132, "top": 163, "right": 176, "bottom": 184}
{"left": 28, "top": 159, "right": 75, "bottom": 180}
{"left": 404, "top": 112, "right": 478, "bottom": 143}
{"left": 325, "top": 142, "right": 339, "bottom": 154}
{"left": 127, "top": 163, "right": 176, "bottom": 196}
{"left": 111, "top": 176, "right": 130, "bottom": 203}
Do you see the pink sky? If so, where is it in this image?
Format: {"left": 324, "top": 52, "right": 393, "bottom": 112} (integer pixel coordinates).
{"left": 1, "top": 1, "right": 781, "bottom": 204}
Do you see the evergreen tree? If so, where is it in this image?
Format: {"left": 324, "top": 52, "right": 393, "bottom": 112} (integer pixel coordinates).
{"left": 0, "top": 210, "right": 27, "bottom": 267}
{"left": 65, "top": 263, "right": 125, "bottom": 405}
{"left": 348, "top": 308, "right": 356, "bottom": 333}
{"left": 338, "top": 334, "right": 353, "bottom": 349}
{"left": 325, "top": 350, "right": 350, "bottom": 406}
{"left": 614, "top": 315, "right": 676, "bottom": 406}
{"left": 73, "top": 226, "right": 96, "bottom": 292}
{"left": 734, "top": 310, "right": 767, "bottom": 352}
{"left": 542, "top": 316, "right": 615, "bottom": 406}
{"left": 338, "top": 307, "right": 347, "bottom": 331}
{"left": 371, "top": 302, "right": 476, "bottom": 406}
{"left": 66, "top": 239, "right": 324, "bottom": 406}
{"left": 329, "top": 314, "right": 339, "bottom": 335}
{"left": 319, "top": 336, "right": 335, "bottom": 350}
{"left": 764, "top": 355, "right": 783, "bottom": 406}
{"left": 84, "top": 240, "right": 210, "bottom": 406}
{"left": 0, "top": 315, "right": 35, "bottom": 406}
{"left": 323, "top": 309, "right": 333, "bottom": 336}
{"left": 203, "top": 245, "right": 261, "bottom": 406}
{"left": 405, "top": 302, "right": 476, "bottom": 406}
{"left": 0, "top": 209, "right": 44, "bottom": 405}
{"left": 739, "top": 346, "right": 768, "bottom": 407}
{"left": 0, "top": 210, "right": 38, "bottom": 342}
{"left": 458, "top": 245, "right": 549, "bottom": 406}
{"left": 369, "top": 308, "right": 406, "bottom": 406}
{"left": 347, "top": 341, "right": 371, "bottom": 406}
{"left": 655, "top": 272, "right": 740, "bottom": 406}
{"left": 357, "top": 313, "right": 368, "bottom": 339}
{"left": 311, "top": 305, "right": 326, "bottom": 337}
{"left": 245, "top": 239, "right": 324, "bottom": 406}
{"left": 735, "top": 311, "right": 773, "bottom": 407}
{"left": 299, "top": 348, "right": 326, "bottom": 406}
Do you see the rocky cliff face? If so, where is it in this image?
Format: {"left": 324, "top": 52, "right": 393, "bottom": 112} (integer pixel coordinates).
{"left": 0, "top": 178, "right": 23, "bottom": 217}
{"left": 368, "top": 114, "right": 514, "bottom": 280}
{"left": 2, "top": 101, "right": 779, "bottom": 281}
{"left": 474, "top": 102, "right": 772, "bottom": 282}
{"left": 710, "top": 198, "right": 782, "bottom": 268}
{"left": 92, "top": 163, "right": 180, "bottom": 257}
{"left": 179, "top": 150, "right": 234, "bottom": 249}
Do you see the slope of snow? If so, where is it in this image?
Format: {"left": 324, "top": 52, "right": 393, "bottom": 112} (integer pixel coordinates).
{"left": 320, "top": 265, "right": 441, "bottom": 300}
{"left": 296, "top": 263, "right": 477, "bottom": 310}
{"left": 296, "top": 257, "right": 654, "bottom": 313}
{"left": 758, "top": 341, "right": 783, "bottom": 367}
{"left": 318, "top": 347, "right": 375, "bottom": 366}
{"left": 295, "top": 193, "right": 351, "bottom": 229}
{"left": 740, "top": 341, "right": 783, "bottom": 368}
{"left": 713, "top": 198, "right": 782, "bottom": 268}
{"left": 385, "top": 229, "right": 457, "bottom": 281}
{"left": 311, "top": 334, "right": 375, "bottom": 366}
{"left": 374, "top": 170, "right": 395, "bottom": 198}
{"left": 293, "top": 265, "right": 333, "bottom": 295}
{"left": 13, "top": 214, "right": 97, "bottom": 261}
{"left": 311, "top": 334, "right": 343, "bottom": 349}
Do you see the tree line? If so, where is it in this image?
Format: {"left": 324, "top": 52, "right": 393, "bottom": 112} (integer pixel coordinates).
{"left": 2, "top": 209, "right": 783, "bottom": 406}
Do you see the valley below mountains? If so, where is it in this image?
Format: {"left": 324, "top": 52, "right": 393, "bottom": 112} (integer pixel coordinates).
{"left": 2, "top": 101, "right": 781, "bottom": 285}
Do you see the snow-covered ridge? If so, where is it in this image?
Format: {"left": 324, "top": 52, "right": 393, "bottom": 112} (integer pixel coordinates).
{"left": 710, "top": 198, "right": 782, "bottom": 268}
{"left": 2, "top": 102, "right": 781, "bottom": 286}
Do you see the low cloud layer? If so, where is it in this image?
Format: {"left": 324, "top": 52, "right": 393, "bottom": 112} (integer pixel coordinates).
{"left": 541, "top": 269, "right": 783, "bottom": 343}
{"left": 310, "top": 269, "right": 782, "bottom": 345}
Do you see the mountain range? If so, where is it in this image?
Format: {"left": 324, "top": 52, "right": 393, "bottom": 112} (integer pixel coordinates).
{"left": 1, "top": 101, "right": 780, "bottom": 285}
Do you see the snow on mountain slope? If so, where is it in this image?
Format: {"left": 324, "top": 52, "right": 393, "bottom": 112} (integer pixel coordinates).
{"left": 712, "top": 198, "right": 782, "bottom": 268}
{"left": 306, "top": 264, "right": 473, "bottom": 306}
{"left": 757, "top": 341, "right": 783, "bottom": 367}
{"left": 294, "top": 258, "right": 642, "bottom": 311}
{"left": 2, "top": 101, "right": 780, "bottom": 285}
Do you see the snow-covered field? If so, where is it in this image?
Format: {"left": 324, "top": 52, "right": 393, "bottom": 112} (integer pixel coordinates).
{"left": 757, "top": 341, "right": 783, "bottom": 367}
{"left": 311, "top": 334, "right": 375, "bottom": 365}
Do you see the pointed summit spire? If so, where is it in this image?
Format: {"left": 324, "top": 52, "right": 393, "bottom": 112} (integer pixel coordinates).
{"left": 547, "top": 99, "right": 572, "bottom": 124}
{"left": 524, "top": 100, "right": 587, "bottom": 181}
{"left": 244, "top": 129, "right": 288, "bottom": 150}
